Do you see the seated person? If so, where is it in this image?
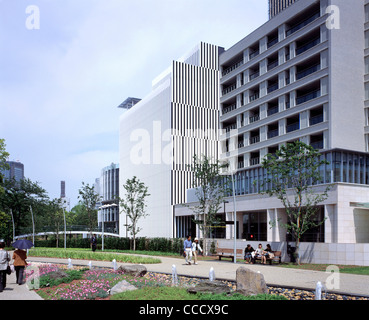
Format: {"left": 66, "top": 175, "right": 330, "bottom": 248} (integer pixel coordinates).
{"left": 244, "top": 244, "right": 255, "bottom": 264}
{"left": 261, "top": 244, "right": 273, "bottom": 264}
{"left": 255, "top": 243, "right": 264, "bottom": 260}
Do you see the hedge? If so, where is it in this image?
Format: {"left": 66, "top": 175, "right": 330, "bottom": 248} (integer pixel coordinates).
{"left": 34, "top": 237, "right": 186, "bottom": 254}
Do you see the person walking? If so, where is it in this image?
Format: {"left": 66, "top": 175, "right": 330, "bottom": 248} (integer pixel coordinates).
{"left": 183, "top": 235, "right": 192, "bottom": 265}
{"left": 91, "top": 234, "right": 97, "bottom": 252}
{"left": 191, "top": 238, "right": 203, "bottom": 265}
{"left": 12, "top": 248, "right": 27, "bottom": 285}
{"left": 0, "top": 240, "right": 10, "bottom": 292}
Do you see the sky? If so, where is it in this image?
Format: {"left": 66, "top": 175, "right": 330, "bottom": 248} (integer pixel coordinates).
{"left": 0, "top": 0, "right": 268, "bottom": 207}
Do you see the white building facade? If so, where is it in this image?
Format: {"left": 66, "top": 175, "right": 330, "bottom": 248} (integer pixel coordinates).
{"left": 119, "top": 43, "right": 223, "bottom": 238}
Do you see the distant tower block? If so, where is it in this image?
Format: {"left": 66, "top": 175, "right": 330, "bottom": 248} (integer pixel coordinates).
{"left": 269, "top": 0, "right": 298, "bottom": 19}
{"left": 61, "top": 181, "right": 66, "bottom": 198}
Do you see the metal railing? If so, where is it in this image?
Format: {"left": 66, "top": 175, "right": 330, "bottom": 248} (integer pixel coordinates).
{"left": 296, "top": 90, "right": 321, "bottom": 105}
{"left": 296, "top": 64, "right": 320, "bottom": 80}
{"left": 286, "top": 11, "right": 320, "bottom": 37}
{"left": 222, "top": 60, "right": 244, "bottom": 76}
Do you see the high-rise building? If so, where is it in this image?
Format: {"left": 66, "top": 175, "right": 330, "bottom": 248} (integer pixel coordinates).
{"left": 119, "top": 42, "right": 223, "bottom": 238}
{"left": 176, "top": 0, "right": 369, "bottom": 265}
{"left": 268, "top": 0, "right": 299, "bottom": 19}
{"left": 60, "top": 181, "right": 66, "bottom": 198}
{"left": 98, "top": 163, "right": 119, "bottom": 233}
{"left": 0, "top": 160, "right": 24, "bottom": 182}
{"left": 60, "top": 180, "right": 70, "bottom": 211}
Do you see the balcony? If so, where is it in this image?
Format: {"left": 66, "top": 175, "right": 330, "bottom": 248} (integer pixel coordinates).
{"left": 249, "top": 115, "right": 260, "bottom": 123}
{"left": 267, "top": 129, "right": 279, "bottom": 139}
{"left": 249, "top": 92, "right": 260, "bottom": 102}
{"left": 296, "top": 37, "right": 320, "bottom": 56}
{"left": 222, "top": 103, "right": 237, "bottom": 115}
{"left": 286, "top": 11, "right": 320, "bottom": 37}
{"left": 222, "top": 83, "right": 237, "bottom": 96}
{"left": 267, "top": 106, "right": 279, "bottom": 117}
{"left": 310, "top": 114, "right": 324, "bottom": 126}
{"left": 267, "top": 36, "right": 278, "bottom": 49}
{"left": 249, "top": 70, "right": 260, "bottom": 81}
{"left": 238, "top": 161, "right": 245, "bottom": 169}
{"left": 249, "top": 49, "right": 260, "bottom": 60}
{"left": 250, "top": 135, "right": 260, "bottom": 145}
{"left": 296, "top": 90, "right": 321, "bottom": 105}
{"left": 267, "top": 83, "right": 279, "bottom": 94}
{"left": 222, "top": 60, "right": 244, "bottom": 76}
{"left": 296, "top": 64, "right": 320, "bottom": 80}
{"left": 286, "top": 122, "right": 300, "bottom": 133}
{"left": 250, "top": 157, "right": 260, "bottom": 166}
{"left": 224, "top": 123, "right": 237, "bottom": 133}
{"left": 267, "top": 59, "right": 279, "bottom": 71}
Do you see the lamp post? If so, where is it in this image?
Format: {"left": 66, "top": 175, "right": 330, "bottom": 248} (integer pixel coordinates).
{"left": 224, "top": 161, "right": 238, "bottom": 264}
{"left": 29, "top": 206, "right": 35, "bottom": 246}
{"left": 62, "top": 207, "right": 66, "bottom": 249}
{"left": 10, "top": 209, "right": 15, "bottom": 242}
{"left": 230, "top": 171, "right": 237, "bottom": 264}
{"left": 99, "top": 203, "right": 117, "bottom": 251}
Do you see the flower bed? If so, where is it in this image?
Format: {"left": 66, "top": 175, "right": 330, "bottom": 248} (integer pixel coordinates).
{"left": 27, "top": 263, "right": 369, "bottom": 301}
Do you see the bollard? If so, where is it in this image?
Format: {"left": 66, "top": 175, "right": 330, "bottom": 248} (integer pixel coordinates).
{"left": 112, "top": 259, "right": 117, "bottom": 271}
{"left": 172, "top": 265, "right": 178, "bottom": 286}
{"left": 315, "top": 281, "right": 323, "bottom": 300}
{"left": 209, "top": 267, "right": 215, "bottom": 281}
{"left": 68, "top": 258, "right": 73, "bottom": 269}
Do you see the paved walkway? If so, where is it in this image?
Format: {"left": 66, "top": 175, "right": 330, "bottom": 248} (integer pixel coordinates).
{"left": 1, "top": 253, "right": 368, "bottom": 300}
{"left": 0, "top": 268, "right": 43, "bottom": 300}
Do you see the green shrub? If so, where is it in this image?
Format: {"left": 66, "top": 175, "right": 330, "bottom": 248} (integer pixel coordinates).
{"left": 39, "top": 269, "right": 84, "bottom": 288}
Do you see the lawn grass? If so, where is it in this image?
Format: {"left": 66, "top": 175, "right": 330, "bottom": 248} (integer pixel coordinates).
{"left": 276, "top": 262, "right": 369, "bottom": 275}
{"left": 28, "top": 248, "right": 161, "bottom": 264}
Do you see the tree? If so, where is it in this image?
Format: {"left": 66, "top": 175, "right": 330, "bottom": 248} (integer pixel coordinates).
{"left": 67, "top": 204, "right": 88, "bottom": 226}
{"left": 0, "top": 178, "right": 48, "bottom": 240}
{"left": 119, "top": 176, "right": 150, "bottom": 251}
{"left": 260, "top": 141, "right": 331, "bottom": 265}
{"left": 47, "top": 198, "right": 65, "bottom": 248}
{"left": 187, "top": 155, "right": 230, "bottom": 255}
{"left": 78, "top": 182, "right": 100, "bottom": 233}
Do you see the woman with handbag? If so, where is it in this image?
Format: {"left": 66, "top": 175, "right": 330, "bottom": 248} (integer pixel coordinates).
{"left": 12, "top": 248, "right": 27, "bottom": 285}
{"left": 0, "top": 240, "right": 10, "bottom": 292}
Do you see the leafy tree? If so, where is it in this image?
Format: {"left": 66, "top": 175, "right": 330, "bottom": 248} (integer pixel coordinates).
{"left": 119, "top": 176, "right": 150, "bottom": 251}
{"left": 67, "top": 203, "right": 88, "bottom": 226}
{"left": 78, "top": 182, "right": 100, "bottom": 233}
{"left": 187, "top": 155, "right": 229, "bottom": 255}
{"left": 260, "top": 141, "right": 331, "bottom": 264}
{"left": 0, "top": 178, "right": 48, "bottom": 241}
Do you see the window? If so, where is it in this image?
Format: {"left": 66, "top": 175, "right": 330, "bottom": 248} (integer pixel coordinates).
{"left": 242, "top": 212, "right": 267, "bottom": 241}
{"left": 286, "top": 207, "right": 325, "bottom": 243}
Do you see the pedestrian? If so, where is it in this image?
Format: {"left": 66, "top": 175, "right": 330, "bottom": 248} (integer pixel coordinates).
{"left": 0, "top": 240, "right": 10, "bottom": 292}
{"left": 91, "top": 234, "right": 97, "bottom": 252}
{"left": 12, "top": 247, "right": 27, "bottom": 285}
{"left": 183, "top": 235, "right": 192, "bottom": 265}
{"left": 192, "top": 238, "right": 203, "bottom": 265}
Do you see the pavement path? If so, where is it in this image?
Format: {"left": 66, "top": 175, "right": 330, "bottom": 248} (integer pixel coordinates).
{"left": 1, "top": 253, "right": 368, "bottom": 300}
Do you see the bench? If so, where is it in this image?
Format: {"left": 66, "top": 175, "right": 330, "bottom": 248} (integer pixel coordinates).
{"left": 213, "top": 248, "right": 243, "bottom": 262}
{"left": 254, "top": 251, "right": 282, "bottom": 265}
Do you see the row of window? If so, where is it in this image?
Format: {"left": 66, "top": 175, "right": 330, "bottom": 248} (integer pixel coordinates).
{"left": 221, "top": 4, "right": 321, "bottom": 80}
